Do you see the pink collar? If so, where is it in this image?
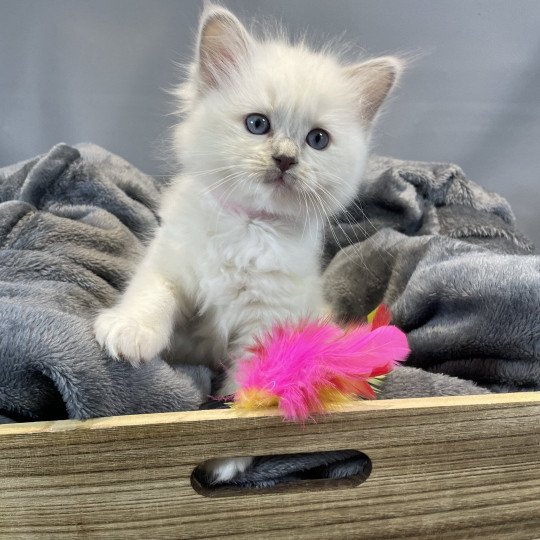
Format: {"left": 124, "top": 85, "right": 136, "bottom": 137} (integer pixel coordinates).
{"left": 210, "top": 193, "right": 280, "bottom": 222}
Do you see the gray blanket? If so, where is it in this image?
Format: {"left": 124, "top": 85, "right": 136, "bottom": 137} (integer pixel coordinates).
{"left": 0, "top": 144, "right": 537, "bottom": 488}
{"left": 323, "top": 156, "right": 539, "bottom": 392}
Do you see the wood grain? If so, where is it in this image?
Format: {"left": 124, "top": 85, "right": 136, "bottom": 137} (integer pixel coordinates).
{"left": 0, "top": 393, "right": 539, "bottom": 539}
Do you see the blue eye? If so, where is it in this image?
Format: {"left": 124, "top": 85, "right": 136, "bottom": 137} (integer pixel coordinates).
{"left": 245, "top": 113, "right": 270, "bottom": 135}
{"left": 306, "top": 128, "right": 330, "bottom": 150}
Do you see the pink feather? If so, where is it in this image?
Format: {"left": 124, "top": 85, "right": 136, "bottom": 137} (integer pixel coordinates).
{"left": 235, "top": 318, "right": 410, "bottom": 421}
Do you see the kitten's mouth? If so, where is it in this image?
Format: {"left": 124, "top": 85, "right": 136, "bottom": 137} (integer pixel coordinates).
{"left": 264, "top": 171, "right": 294, "bottom": 189}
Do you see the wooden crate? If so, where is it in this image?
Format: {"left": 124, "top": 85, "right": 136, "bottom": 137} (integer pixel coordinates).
{"left": 0, "top": 393, "right": 539, "bottom": 539}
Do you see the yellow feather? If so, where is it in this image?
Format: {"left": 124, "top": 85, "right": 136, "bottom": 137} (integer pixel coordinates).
{"left": 232, "top": 388, "right": 279, "bottom": 411}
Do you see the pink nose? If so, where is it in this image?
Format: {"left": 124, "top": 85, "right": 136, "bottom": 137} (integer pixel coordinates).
{"left": 272, "top": 155, "right": 297, "bottom": 172}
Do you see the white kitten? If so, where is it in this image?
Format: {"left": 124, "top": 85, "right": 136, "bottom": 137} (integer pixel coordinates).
{"left": 94, "top": 4, "right": 401, "bottom": 483}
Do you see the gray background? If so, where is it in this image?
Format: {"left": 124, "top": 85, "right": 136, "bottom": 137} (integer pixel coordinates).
{"left": 1, "top": 0, "right": 539, "bottom": 247}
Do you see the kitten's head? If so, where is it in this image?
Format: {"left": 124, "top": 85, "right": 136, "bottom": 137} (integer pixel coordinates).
{"left": 174, "top": 4, "right": 402, "bottom": 223}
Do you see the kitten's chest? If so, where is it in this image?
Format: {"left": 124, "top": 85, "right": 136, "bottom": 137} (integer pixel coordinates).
{"left": 197, "top": 220, "right": 320, "bottom": 310}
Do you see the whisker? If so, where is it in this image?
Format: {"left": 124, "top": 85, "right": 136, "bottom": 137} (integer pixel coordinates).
{"left": 203, "top": 171, "right": 249, "bottom": 194}
{"left": 303, "top": 184, "right": 379, "bottom": 278}
{"left": 314, "top": 177, "right": 396, "bottom": 263}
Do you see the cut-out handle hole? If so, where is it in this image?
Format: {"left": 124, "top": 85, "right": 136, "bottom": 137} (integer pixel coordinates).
{"left": 192, "top": 450, "right": 371, "bottom": 497}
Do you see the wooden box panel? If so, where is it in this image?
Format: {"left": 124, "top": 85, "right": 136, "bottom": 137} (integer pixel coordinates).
{"left": 0, "top": 393, "right": 539, "bottom": 539}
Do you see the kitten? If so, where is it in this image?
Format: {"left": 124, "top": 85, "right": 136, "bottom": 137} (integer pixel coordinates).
{"left": 94, "top": 4, "right": 401, "bottom": 483}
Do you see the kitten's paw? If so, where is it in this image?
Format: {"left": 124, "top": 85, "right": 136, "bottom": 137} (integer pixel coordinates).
{"left": 94, "top": 309, "right": 169, "bottom": 364}
{"left": 200, "top": 457, "right": 253, "bottom": 485}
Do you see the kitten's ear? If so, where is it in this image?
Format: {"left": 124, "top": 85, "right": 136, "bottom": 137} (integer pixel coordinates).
{"left": 196, "top": 5, "right": 253, "bottom": 91}
{"left": 344, "top": 56, "right": 403, "bottom": 125}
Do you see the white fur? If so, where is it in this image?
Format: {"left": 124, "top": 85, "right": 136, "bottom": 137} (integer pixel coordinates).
{"left": 94, "top": 4, "right": 401, "bottom": 483}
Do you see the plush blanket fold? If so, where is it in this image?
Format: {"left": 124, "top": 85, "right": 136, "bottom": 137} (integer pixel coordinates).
{"left": 323, "top": 156, "right": 539, "bottom": 392}
{"left": 0, "top": 143, "right": 537, "bottom": 486}
{"left": 0, "top": 144, "right": 212, "bottom": 421}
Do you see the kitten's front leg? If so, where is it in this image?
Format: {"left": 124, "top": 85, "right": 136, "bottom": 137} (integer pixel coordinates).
{"left": 94, "top": 259, "right": 179, "bottom": 364}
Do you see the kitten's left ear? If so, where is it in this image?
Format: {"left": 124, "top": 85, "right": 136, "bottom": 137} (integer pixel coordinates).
{"left": 344, "top": 56, "right": 403, "bottom": 125}
{"left": 196, "top": 5, "right": 253, "bottom": 91}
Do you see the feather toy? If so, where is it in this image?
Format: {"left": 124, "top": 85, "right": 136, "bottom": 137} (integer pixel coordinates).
{"left": 233, "top": 305, "right": 409, "bottom": 421}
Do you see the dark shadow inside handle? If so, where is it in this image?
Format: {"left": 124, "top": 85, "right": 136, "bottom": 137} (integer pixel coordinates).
{"left": 192, "top": 450, "right": 371, "bottom": 497}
